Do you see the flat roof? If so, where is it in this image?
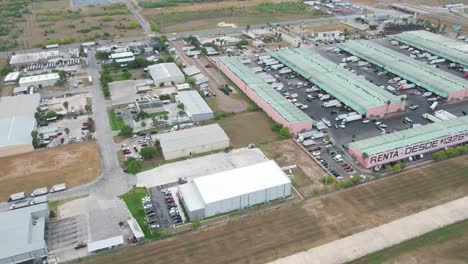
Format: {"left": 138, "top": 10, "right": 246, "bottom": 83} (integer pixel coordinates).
{"left": 391, "top": 31, "right": 468, "bottom": 67}
{"left": 127, "top": 218, "right": 144, "bottom": 240}
{"left": 4, "top": 72, "right": 20, "bottom": 82}
{"left": 272, "top": 48, "right": 401, "bottom": 115}
{"left": 0, "top": 203, "right": 48, "bottom": 261}
{"left": 194, "top": 160, "right": 291, "bottom": 205}
{"left": 177, "top": 90, "right": 213, "bottom": 116}
{"left": 10, "top": 50, "right": 60, "bottom": 65}
{"left": 183, "top": 65, "right": 201, "bottom": 76}
{"left": 350, "top": 115, "right": 468, "bottom": 155}
{"left": 88, "top": 236, "right": 124, "bottom": 252}
{"left": 148, "top": 63, "right": 184, "bottom": 81}
{"left": 19, "top": 73, "right": 60, "bottom": 85}
{"left": 154, "top": 124, "right": 229, "bottom": 153}
{"left": 337, "top": 40, "right": 468, "bottom": 98}
{"left": 219, "top": 56, "right": 313, "bottom": 124}
{"left": 109, "top": 52, "right": 134, "bottom": 59}
{"left": 0, "top": 94, "right": 41, "bottom": 148}
{"left": 179, "top": 183, "right": 205, "bottom": 212}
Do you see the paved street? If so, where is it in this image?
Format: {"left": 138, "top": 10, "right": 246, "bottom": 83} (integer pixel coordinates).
{"left": 270, "top": 195, "right": 468, "bottom": 264}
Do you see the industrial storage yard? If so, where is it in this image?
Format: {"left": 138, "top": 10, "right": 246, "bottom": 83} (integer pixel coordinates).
{"left": 0, "top": 0, "right": 468, "bottom": 263}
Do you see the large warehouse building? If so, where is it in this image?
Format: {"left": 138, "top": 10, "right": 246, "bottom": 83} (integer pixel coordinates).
{"left": 178, "top": 160, "right": 291, "bottom": 221}
{"left": 0, "top": 94, "right": 41, "bottom": 157}
{"left": 349, "top": 115, "right": 468, "bottom": 168}
{"left": 272, "top": 48, "right": 405, "bottom": 117}
{"left": 216, "top": 57, "right": 313, "bottom": 133}
{"left": 19, "top": 73, "right": 60, "bottom": 88}
{"left": 153, "top": 124, "right": 230, "bottom": 160}
{"left": 337, "top": 40, "right": 468, "bottom": 99}
{"left": 10, "top": 50, "right": 61, "bottom": 67}
{"left": 148, "top": 63, "right": 185, "bottom": 86}
{"left": 0, "top": 203, "right": 49, "bottom": 264}
{"left": 391, "top": 30, "right": 468, "bottom": 67}
{"left": 177, "top": 90, "right": 214, "bottom": 122}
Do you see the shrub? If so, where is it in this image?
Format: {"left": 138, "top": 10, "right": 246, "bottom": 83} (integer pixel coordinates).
{"left": 119, "top": 125, "right": 133, "bottom": 138}
{"left": 140, "top": 147, "right": 156, "bottom": 160}
{"left": 279, "top": 127, "right": 290, "bottom": 139}
{"left": 125, "top": 157, "right": 141, "bottom": 174}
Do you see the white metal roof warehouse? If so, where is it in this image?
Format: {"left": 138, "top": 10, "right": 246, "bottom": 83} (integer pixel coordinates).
{"left": 177, "top": 90, "right": 214, "bottom": 122}
{"left": 178, "top": 160, "right": 291, "bottom": 221}
{"left": 153, "top": 124, "right": 230, "bottom": 160}
{"left": 148, "top": 63, "right": 185, "bottom": 86}
{"left": 0, "top": 94, "right": 41, "bottom": 157}
{"left": 19, "top": 73, "right": 60, "bottom": 88}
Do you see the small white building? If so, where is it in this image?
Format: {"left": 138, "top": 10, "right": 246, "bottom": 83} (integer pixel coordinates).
{"left": 178, "top": 161, "right": 292, "bottom": 221}
{"left": 18, "top": 73, "right": 60, "bottom": 88}
{"left": 311, "top": 30, "right": 344, "bottom": 42}
{"left": 148, "top": 63, "right": 185, "bottom": 86}
{"left": 177, "top": 90, "right": 214, "bottom": 122}
{"left": 3, "top": 72, "right": 20, "bottom": 84}
{"left": 110, "top": 51, "right": 135, "bottom": 66}
{"left": 153, "top": 124, "right": 229, "bottom": 160}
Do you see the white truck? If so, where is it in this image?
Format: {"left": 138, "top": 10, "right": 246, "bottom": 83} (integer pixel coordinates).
{"left": 389, "top": 40, "right": 399, "bottom": 46}
{"left": 258, "top": 55, "right": 271, "bottom": 61}
{"left": 31, "top": 187, "right": 48, "bottom": 197}
{"left": 43, "top": 44, "right": 59, "bottom": 49}
{"left": 422, "top": 113, "right": 442, "bottom": 123}
{"left": 82, "top": 41, "right": 98, "bottom": 47}
{"left": 8, "top": 192, "right": 26, "bottom": 202}
{"left": 430, "top": 59, "right": 446, "bottom": 64}
{"left": 434, "top": 110, "right": 457, "bottom": 120}
{"left": 10, "top": 201, "right": 30, "bottom": 210}
{"left": 357, "top": 61, "right": 369, "bottom": 67}
{"left": 264, "top": 59, "right": 279, "bottom": 66}
{"left": 271, "top": 64, "right": 284, "bottom": 70}
{"left": 31, "top": 196, "right": 48, "bottom": 205}
{"left": 321, "top": 118, "right": 331, "bottom": 127}
{"left": 323, "top": 99, "right": 341, "bottom": 108}
{"left": 302, "top": 139, "right": 316, "bottom": 147}
{"left": 279, "top": 68, "right": 292, "bottom": 74}
{"left": 430, "top": 101, "right": 438, "bottom": 111}
{"left": 88, "top": 75, "right": 93, "bottom": 84}
{"left": 50, "top": 183, "right": 67, "bottom": 193}
{"left": 399, "top": 45, "right": 409, "bottom": 50}
{"left": 342, "top": 114, "right": 362, "bottom": 123}
{"left": 341, "top": 56, "right": 358, "bottom": 63}
{"left": 320, "top": 94, "right": 331, "bottom": 101}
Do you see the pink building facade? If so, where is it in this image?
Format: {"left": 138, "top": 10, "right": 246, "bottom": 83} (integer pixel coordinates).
{"left": 365, "top": 102, "right": 406, "bottom": 118}
{"left": 216, "top": 59, "right": 313, "bottom": 133}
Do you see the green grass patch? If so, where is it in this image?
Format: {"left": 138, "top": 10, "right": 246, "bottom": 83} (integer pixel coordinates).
{"left": 119, "top": 187, "right": 168, "bottom": 239}
{"left": 352, "top": 219, "right": 468, "bottom": 264}
{"left": 108, "top": 109, "right": 125, "bottom": 131}
{"left": 149, "top": 111, "right": 169, "bottom": 118}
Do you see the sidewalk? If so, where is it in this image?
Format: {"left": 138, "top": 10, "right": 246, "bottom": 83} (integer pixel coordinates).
{"left": 270, "top": 196, "right": 468, "bottom": 264}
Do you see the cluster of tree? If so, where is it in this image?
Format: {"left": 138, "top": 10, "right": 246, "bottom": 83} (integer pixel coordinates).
{"left": 184, "top": 35, "right": 207, "bottom": 55}
{"left": 153, "top": 35, "right": 168, "bottom": 52}
{"left": 95, "top": 51, "right": 111, "bottom": 60}
{"left": 159, "top": 94, "right": 171, "bottom": 101}
{"left": 320, "top": 175, "right": 336, "bottom": 185}
{"left": 119, "top": 125, "right": 134, "bottom": 138}
{"left": 384, "top": 162, "right": 407, "bottom": 173}
{"left": 140, "top": 147, "right": 156, "bottom": 160}
{"left": 127, "top": 58, "right": 154, "bottom": 69}
{"left": 270, "top": 121, "right": 290, "bottom": 139}
{"left": 433, "top": 145, "right": 468, "bottom": 161}
{"left": 235, "top": 39, "right": 249, "bottom": 49}
{"left": 125, "top": 157, "right": 141, "bottom": 174}
{"left": 333, "top": 175, "right": 361, "bottom": 190}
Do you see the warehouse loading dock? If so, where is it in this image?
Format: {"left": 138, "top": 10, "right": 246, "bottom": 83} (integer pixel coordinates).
{"left": 349, "top": 115, "right": 468, "bottom": 168}
{"left": 337, "top": 40, "right": 468, "bottom": 99}
{"left": 391, "top": 31, "right": 468, "bottom": 68}
{"left": 216, "top": 57, "right": 313, "bottom": 133}
{"left": 272, "top": 48, "right": 405, "bottom": 118}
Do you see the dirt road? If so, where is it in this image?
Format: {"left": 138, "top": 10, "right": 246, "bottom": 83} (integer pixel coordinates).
{"left": 76, "top": 154, "right": 468, "bottom": 264}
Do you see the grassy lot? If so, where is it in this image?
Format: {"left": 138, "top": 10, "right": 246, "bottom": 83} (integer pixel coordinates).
{"left": 3, "top": 1, "right": 143, "bottom": 49}
{"left": 119, "top": 187, "right": 168, "bottom": 239}
{"left": 72, "top": 154, "right": 468, "bottom": 264}
{"left": 352, "top": 219, "right": 468, "bottom": 264}
{"left": 213, "top": 111, "right": 278, "bottom": 148}
{"left": 0, "top": 142, "right": 101, "bottom": 201}
{"left": 141, "top": 1, "right": 329, "bottom": 32}
{"left": 108, "top": 109, "right": 125, "bottom": 131}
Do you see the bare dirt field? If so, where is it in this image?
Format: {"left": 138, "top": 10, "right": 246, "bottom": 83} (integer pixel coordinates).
{"left": 261, "top": 140, "right": 327, "bottom": 196}
{"left": 75, "top": 152, "right": 468, "bottom": 264}
{"left": 214, "top": 111, "right": 278, "bottom": 148}
{"left": 292, "top": 22, "right": 366, "bottom": 38}
{"left": 0, "top": 142, "right": 101, "bottom": 200}
{"left": 16, "top": 1, "right": 143, "bottom": 49}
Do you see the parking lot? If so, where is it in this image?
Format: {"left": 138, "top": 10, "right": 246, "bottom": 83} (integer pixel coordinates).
{"left": 145, "top": 186, "right": 184, "bottom": 230}
{"left": 47, "top": 215, "right": 88, "bottom": 252}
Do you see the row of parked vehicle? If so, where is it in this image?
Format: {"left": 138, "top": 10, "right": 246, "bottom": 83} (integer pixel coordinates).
{"left": 142, "top": 196, "right": 160, "bottom": 230}
{"left": 7, "top": 184, "right": 67, "bottom": 210}
{"left": 161, "top": 189, "right": 182, "bottom": 224}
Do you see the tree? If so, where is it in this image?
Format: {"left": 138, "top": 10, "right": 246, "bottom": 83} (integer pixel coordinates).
{"left": 64, "top": 128, "right": 70, "bottom": 135}
{"left": 177, "top": 103, "right": 185, "bottom": 111}
{"left": 95, "top": 50, "right": 111, "bottom": 60}
{"left": 186, "top": 76, "right": 196, "bottom": 87}
{"left": 125, "top": 157, "right": 141, "bottom": 174}
{"left": 63, "top": 101, "right": 69, "bottom": 112}
{"left": 140, "top": 147, "right": 156, "bottom": 160}
{"left": 119, "top": 125, "right": 133, "bottom": 138}
{"left": 45, "top": 111, "right": 58, "bottom": 119}
{"left": 137, "top": 111, "right": 149, "bottom": 120}
{"left": 31, "top": 131, "right": 38, "bottom": 148}
{"left": 279, "top": 127, "right": 290, "bottom": 139}
{"left": 245, "top": 24, "right": 251, "bottom": 32}
{"left": 85, "top": 104, "right": 92, "bottom": 113}
{"left": 141, "top": 121, "right": 146, "bottom": 129}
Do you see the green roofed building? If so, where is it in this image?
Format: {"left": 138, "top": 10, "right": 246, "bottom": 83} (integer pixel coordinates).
{"left": 349, "top": 115, "right": 468, "bottom": 168}
{"left": 216, "top": 56, "right": 313, "bottom": 133}
{"left": 272, "top": 48, "right": 405, "bottom": 117}
{"left": 337, "top": 40, "right": 468, "bottom": 99}
{"left": 391, "top": 30, "right": 468, "bottom": 67}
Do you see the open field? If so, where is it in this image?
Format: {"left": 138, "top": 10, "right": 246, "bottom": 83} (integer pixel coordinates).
{"left": 292, "top": 22, "right": 366, "bottom": 38}
{"left": 352, "top": 219, "right": 468, "bottom": 264}
{"left": 214, "top": 111, "right": 278, "bottom": 148}
{"left": 261, "top": 140, "right": 327, "bottom": 196}
{"left": 140, "top": 1, "right": 329, "bottom": 32}
{"left": 0, "top": 142, "right": 101, "bottom": 200}
{"left": 73, "top": 153, "right": 468, "bottom": 264}
{"left": 0, "top": 0, "right": 143, "bottom": 49}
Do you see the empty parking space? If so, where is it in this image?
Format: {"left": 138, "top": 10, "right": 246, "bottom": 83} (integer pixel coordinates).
{"left": 47, "top": 216, "right": 88, "bottom": 251}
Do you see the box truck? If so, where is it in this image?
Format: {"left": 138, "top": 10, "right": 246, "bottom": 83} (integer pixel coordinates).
{"left": 50, "top": 183, "right": 67, "bottom": 193}
{"left": 342, "top": 114, "right": 362, "bottom": 123}
{"left": 422, "top": 113, "right": 442, "bottom": 123}
{"left": 31, "top": 196, "right": 48, "bottom": 205}
{"left": 430, "top": 59, "right": 446, "bottom": 64}
{"left": 10, "top": 201, "right": 30, "bottom": 210}
{"left": 323, "top": 99, "right": 341, "bottom": 108}
{"left": 8, "top": 192, "right": 26, "bottom": 202}
{"left": 31, "top": 187, "right": 48, "bottom": 197}
{"left": 430, "top": 101, "right": 438, "bottom": 111}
